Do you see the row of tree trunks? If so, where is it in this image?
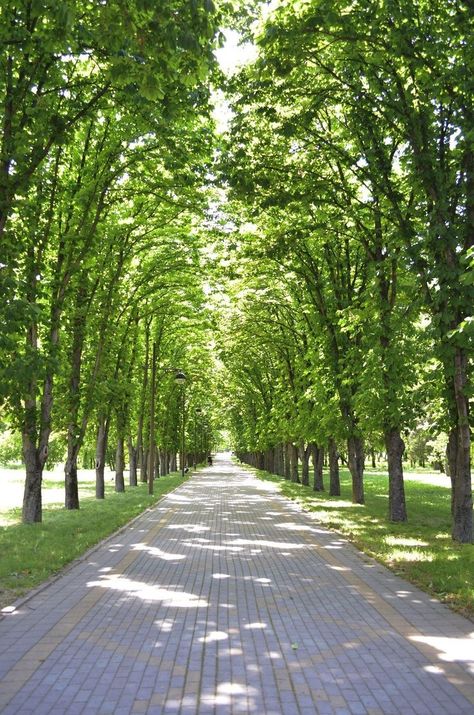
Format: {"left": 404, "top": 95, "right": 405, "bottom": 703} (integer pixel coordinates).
{"left": 238, "top": 440, "right": 335, "bottom": 491}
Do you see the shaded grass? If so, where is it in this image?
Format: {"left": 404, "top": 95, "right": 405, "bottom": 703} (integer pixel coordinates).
{"left": 255, "top": 468, "right": 474, "bottom": 620}
{"left": 0, "top": 474, "right": 187, "bottom": 610}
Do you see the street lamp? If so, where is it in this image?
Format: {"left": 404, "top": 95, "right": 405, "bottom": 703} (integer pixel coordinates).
{"left": 174, "top": 370, "right": 186, "bottom": 477}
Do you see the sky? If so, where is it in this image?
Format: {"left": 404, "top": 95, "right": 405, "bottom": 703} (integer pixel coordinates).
{"left": 212, "top": 30, "right": 258, "bottom": 133}
{"left": 214, "top": 29, "right": 258, "bottom": 76}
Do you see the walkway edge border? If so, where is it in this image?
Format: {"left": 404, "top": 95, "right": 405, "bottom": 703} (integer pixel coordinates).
{"left": 0, "top": 472, "right": 194, "bottom": 621}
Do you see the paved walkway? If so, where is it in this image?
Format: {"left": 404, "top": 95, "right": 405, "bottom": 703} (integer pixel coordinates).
{"left": 0, "top": 455, "right": 473, "bottom": 715}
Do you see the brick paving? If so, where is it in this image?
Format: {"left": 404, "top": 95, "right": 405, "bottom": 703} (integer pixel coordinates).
{"left": 0, "top": 455, "right": 473, "bottom": 715}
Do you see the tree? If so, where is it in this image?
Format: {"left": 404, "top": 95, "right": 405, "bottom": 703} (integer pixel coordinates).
{"left": 222, "top": 0, "right": 472, "bottom": 538}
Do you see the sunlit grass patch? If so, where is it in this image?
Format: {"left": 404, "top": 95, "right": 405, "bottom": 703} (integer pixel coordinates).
{"left": 255, "top": 467, "right": 474, "bottom": 619}
{"left": 384, "top": 536, "right": 430, "bottom": 547}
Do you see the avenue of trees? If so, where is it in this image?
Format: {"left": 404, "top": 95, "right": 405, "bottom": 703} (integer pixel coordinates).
{"left": 219, "top": 0, "right": 473, "bottom": 542}
{"left": 0, "top": 0, "right": 224, "bottom": 523}
{"left": 0, "top": 1, "right": 472, "bottom": 545}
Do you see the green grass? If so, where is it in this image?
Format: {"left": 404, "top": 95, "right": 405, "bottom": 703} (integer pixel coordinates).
{"left": 254, "top": 467, "right": 474, "bottom": 620}
{"left": 0, "top": 474, "right": 188, "bottom": 610}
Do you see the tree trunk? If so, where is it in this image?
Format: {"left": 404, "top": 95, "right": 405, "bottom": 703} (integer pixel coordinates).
{"left": 95, "top": 416, "right": 109, "bottom": 499}
{"left": 274, "top": 444, "right": 284, "bottom": 476}
{"left": 159, "top": 450, "right": 166, "bottom": 476}
{"left": 290, "top": 443, "right": 299, "bottom": 483}
{"left": 115, "top": 436, "right": 125, "bottom": 492}
{"left": 328, "top": 438, "right": 340, "bottom": 496}
{"left": 137, "top": 322, "right": 150, "bottom": 483}
{"left": 371, "top": 449, "right": 376, "bottom": 469}
{"left": 128, "top": 437, "right": 137, "bottom": 486}
{"left": 64, "top": 453, "right": 80, "bottom": 510}
{"left": 347, "top": 434, "right": 364, "bottom": 504}
{"left": 312, "top": 443, "right": 324, "bottom": 492}
{"left": 447, "top": 365, "right": 472, "bottom": 543}
{"left": 140, "top": 444, "right": 148, "bottom": 483}
{"left": 22, "top": 435, "right": 45, "bottom": 523}
{"left": 266, "top": 448, "right": 275, "bottom": 474}
{"left": 284, "top": 442, "right": 291, "bottom": 480}
{"left": 450, "top": 349, "right": 472, "bottom": 542}
{"left": 170, "top": 452, "right": 177, "bottom": 472}
{"left": 300, "top": 443, "right": 310, "bottom": 486}
{"left": 385, "top": 428, "right": 407, "bottom": 522}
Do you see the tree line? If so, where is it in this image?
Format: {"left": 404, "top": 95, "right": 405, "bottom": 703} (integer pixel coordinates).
{"left": 1, "top": 1, "right": 472, "bottom": 544}
{"left": 219, "top": 0, "right": 473, "bottom": 543}
{"left": 0, "top": 0, "right": 223, "bottom": 523}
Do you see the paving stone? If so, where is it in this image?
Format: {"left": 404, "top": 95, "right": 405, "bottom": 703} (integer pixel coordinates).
{"left": 0, "top": 455, "right": 473, "bottom": 715}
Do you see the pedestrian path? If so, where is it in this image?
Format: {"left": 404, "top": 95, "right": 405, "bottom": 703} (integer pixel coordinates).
{"left": 0, "top": 454, "right": 473, "bottom": 714}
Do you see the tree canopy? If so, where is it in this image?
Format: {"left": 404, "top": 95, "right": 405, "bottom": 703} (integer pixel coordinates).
{"left": 0, "top": 0, "right": 472, "bottom": 543}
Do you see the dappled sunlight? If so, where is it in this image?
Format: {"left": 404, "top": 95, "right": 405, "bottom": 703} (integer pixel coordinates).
{"left": 199, "top": 630, "right": 229, "bottom": 643}
{"left": 199, "top": 680, "right": 260, "bottom": 708}
{"left": 131, "top": 543, "right": 187, "bottom": 561}
{"left": 154, "top": 617, "right": 176, "bottom": 632}
{"left": 166, "top": 495, "right": 194, "bottom": 504}
{"left": 166, "top": 524, "right": 210, "bottom": 533}
{"left": 410, "top": 634, "right": 474, "bottom": 673}
{"left": 391, "top": 550, "right": 434, "bottom": 562}
{"left": 275, "top": 521, "right": 328, "bottom": 534}
{"left": 310, "top": 499, "right": 358, "bottom": 509}
{"left": 224, "top": 538, "right": 304, "bottom": 550}
{"left": 221, "top": 647, "right": 244, "bottom": 655}
{"left": 385, "top": 536, "right": 430, "bottom": 547}
{"left": 265, "top": 651, "right": 282, "bottom": 660}
{"left": 184, "top": 541, "right": 244, "bottom": 553}
{"left": 87, "top": 574, "right": 208, "bottom": 607}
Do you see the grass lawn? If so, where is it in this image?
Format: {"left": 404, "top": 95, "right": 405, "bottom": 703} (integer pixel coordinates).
{"left": 254, "top": 467, "right": 474, "bottom": 620}
{"left": 0, "top": 471, "right": 188, "bottom": 610}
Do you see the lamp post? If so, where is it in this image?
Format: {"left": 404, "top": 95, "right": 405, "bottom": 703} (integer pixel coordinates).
{"left": 174, "top": 370, "right": 186, "bottom": 477}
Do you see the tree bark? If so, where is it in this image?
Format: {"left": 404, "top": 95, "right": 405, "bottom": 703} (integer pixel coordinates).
{"left": 22, "top": 435, "right": 46, "bottom": 523}
{"left": 448, "top": 349, "right": 472, "bottom": 542}
{"left": 347, "top": 434, "right": 364, "bottom": 504}
{"left": 159, "top": 450, "right": 167, "bottom": 476}
{"left": 290, "top": 443, "right": 300, "bottom": 483}
{"left": 137, "top": 321, "right": 150, "bottom": 483}
{"left": 128, "top": 437, "right": 137, "bottom": 486}
{"left": 170, "top": 451, "right": 177, "bottom": 472}
{"left": 328, "top": 438, "right": 340, "bottom": 496}
{"left": 64, "top": 286, "right": 86, "bottom": 510}
{"left": 299, "top": 443, "right": 310, "bottom": 486}
{"left": 275, "top": 444, "right": 284, "bottom": 476}
{"left": 64, "top": 454, "right": 80, "bottom": 510}
{"left": 95, "top": 416, "right": 109, "bottom": 499}
{"left": 115, "top": 436, "right": 125, "bottom": 492}
{"left": 385, "top": 427, "right": 407, "bottom": 522}
{"left": 284, "top": 442, "right": 291, "bottom": 480}
{"left": 312, "top": 443, "right": 325, "bottom": 492}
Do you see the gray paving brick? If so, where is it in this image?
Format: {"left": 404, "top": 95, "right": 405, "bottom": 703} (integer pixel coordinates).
{"left": 0, "top": 455, "right": 473, "bottom": 715}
